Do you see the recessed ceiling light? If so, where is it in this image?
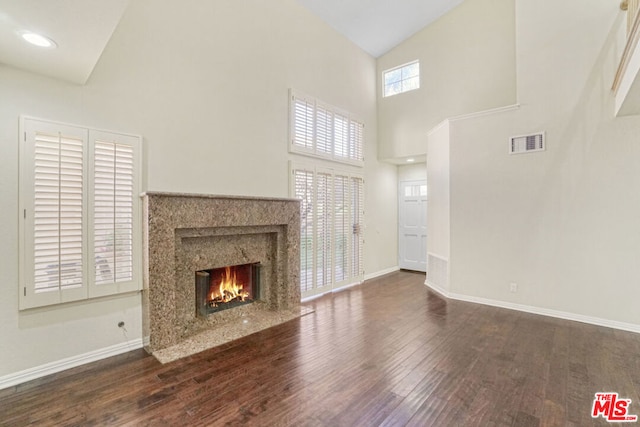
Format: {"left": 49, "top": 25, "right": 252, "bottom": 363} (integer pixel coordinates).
{"left": 406, "top": 158, "right": 415, "bottom": 163}
{"left": 20, "top": 32, "right": 57, "bottom": 48}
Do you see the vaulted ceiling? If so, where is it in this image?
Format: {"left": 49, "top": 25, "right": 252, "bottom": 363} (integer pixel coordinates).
{"left": 0, "top": 0, "right": 130, "bottom": 84}
{"left": 0, "top": 0, "right": 463, "bottom": 85}
{"left": 295, "top": 0, "right": 464, "bottom": 57}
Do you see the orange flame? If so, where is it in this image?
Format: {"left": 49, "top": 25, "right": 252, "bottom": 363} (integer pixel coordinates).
{"left": 209, "top": 266, "right": 249, "bottom": 306}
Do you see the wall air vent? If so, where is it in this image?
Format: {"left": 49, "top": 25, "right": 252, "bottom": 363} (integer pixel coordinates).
{"left": 509, "top": 132, "right": 545, "bottom": 154}
{"left": 427, "top": 253, "right": 448, "bottom": 293}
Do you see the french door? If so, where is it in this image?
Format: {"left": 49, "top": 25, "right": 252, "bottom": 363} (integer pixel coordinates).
{"left": 292, "top": 165, "right": 364, "bottom": 299}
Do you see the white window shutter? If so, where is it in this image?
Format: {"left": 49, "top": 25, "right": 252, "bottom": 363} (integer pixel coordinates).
{"left": 333, "top": 174, "right": 349, "bottom": 284}
{"left": 334, "top": 113, "right": 349, "bottom": 159}
{"left": 291, "top": 163, "right": 365, "bottom": 299}
{"left": 316, "top": 104, "right": 333, "bottom": 155}
{"left": 349, "top": 120, "right": 364, "bottom": 162}
{"left": 291, "top": 92, "right": 315, "bottom": 152}
{"left": 316, "top": 172, "right": 332, "bottom": 289}
{"left": 350, "top": 176, "right": 364, "bottom": 280}
{"left": 289, "top": 89, "right": 364, "bottom": 167}
{"left": 89, "top": 130, "right": 140, "bottom": 297}
{"left": 293, "top": 168, "right": 315, "bottom": 293}
{"left": 20, "top": 118, "right": 141, "bottom": 309}
{"left": 21, "top": 120, "right": 88, "bottom": 308}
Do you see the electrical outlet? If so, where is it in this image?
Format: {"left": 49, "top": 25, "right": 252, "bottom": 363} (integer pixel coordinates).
{"left": 509, "top": 283, "right": 518, "bottom": 293}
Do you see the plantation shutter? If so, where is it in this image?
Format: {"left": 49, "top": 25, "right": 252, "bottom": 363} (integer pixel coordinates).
{"left": 334, "top": 113, "right": 349, "bottom": 159}
{"left": 34, "top": 132, "right": 85, "bottom": 293}
{"left": 90, "top": 131, "right": 139, "bottom": 296}
{"left": 316, "top": 104, "right": 333, "bottom": 155}
{"left": 316, "top": 172, "right": 332, "bottom": 290}
{"left": 289, "top": 90, "right": 364, "bottom": 167}
{"left": 349, "top": 120, "right": 364, "bottom": 162}
{"left": 20, "top": 118, "right": 141, "bottom": 309}
{"left": 350, "top": 177, "right": 364, "bottom": 280}
{"left": 291, "top": 93, "right": 315, "bottom": 151}
{"left": 333, "top": 174, "right": 349, "bottom": 284}
{"left": 293, "top": 168, "right": 314, "bottom": 293}
{"left": 21, "top": 121, "right": 88, "bottom": 308}
{"left": 291, "top": 163, "right": 365, "bottom": 299}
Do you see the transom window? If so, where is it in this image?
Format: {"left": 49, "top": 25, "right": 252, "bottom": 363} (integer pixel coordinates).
{"left": 383, "top": 60, "right": 420, "bottom": 97}
{"left": 289, "top": 90, "right": 364, "bottom": 166}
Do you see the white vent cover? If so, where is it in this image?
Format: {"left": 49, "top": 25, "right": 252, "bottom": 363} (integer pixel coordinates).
{"left": 427, "top": 253, "right": 448, "bottom": 292}
{"left": 510, "top": 132, "right": 545, "bottom": 154}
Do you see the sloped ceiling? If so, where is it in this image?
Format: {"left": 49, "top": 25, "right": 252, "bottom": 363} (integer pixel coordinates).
{"left": 295, "top": 0, "right": 465, "bottom": 57}
{"left": 0, "top": 0, "right": 463, "bottom": 85}
{"left": 0, "top": 0, "right": 130, "bottom": 85}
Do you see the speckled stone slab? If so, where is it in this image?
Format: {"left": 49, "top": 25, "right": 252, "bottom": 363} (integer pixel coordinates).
{"left": 153, "top": 306, "right": 314, "bottom": 364}
{"left": 142, "top": 192, "right": 301, "bottom": 358}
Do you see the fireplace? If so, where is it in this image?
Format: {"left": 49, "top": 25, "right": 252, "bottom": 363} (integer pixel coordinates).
{"left": 196, "top": 263, "right": 260, "bottom": 316}
{"left": 142, "top": 192, "right": 304, "bottom": 362}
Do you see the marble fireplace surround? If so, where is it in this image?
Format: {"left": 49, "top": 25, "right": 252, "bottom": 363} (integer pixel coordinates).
{"left": 142, "top": 192, "right": 304, "bottom": 363}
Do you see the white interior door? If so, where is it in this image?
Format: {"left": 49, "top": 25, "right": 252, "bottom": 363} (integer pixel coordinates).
{"left": 399, "top": 180, "right": 427, "bottom": 272}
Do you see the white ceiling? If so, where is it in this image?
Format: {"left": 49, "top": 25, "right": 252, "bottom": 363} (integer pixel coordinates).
{"left": 295, "top": 0, "right": 465, "bottom": 57}
{"left": 0, "top": 0, "right": 462, "bottom": 85}
{"left": 0, "top": 0, "right": 130, "bottom": 84}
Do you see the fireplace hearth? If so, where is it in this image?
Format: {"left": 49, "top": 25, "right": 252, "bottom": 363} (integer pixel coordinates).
{"left": 142, "top": 192, "right": 306, "bottom": 363}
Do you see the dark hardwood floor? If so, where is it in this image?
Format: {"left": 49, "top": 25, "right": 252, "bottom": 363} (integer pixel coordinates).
{"left": 2, "top": 270, "right": 640, "bottom": 426}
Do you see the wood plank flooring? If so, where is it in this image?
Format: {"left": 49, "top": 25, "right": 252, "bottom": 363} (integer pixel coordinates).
{"left": 2, "top": 270, "right": 640, "bottom": 426}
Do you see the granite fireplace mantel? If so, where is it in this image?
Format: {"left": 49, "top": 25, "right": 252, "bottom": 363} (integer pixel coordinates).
{"left": 142, "top": 192, "right": 304, "bottom": 362}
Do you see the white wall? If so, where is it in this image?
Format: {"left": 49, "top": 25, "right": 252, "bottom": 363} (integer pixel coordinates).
{"left": 426, "top": 121, "right": 450, "bottom": 274}
{"left": 398, "top": 163, "right": 427, "bottom": 182}
{"left": 0, "top": 66, "right": 144, "bottom": 382}
{"left": 377, "top": 0, "right": 517, "bottom": 161}
{"left": 0, "top": 0, "right": 397, "bottom": 380}
{"left": 442, "top": 0, "right": 640, "bottom": 327}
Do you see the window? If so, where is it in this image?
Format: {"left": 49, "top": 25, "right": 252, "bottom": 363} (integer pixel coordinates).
{"left": 383, "top": 60, "right": 420, "bottom": 97}
{"left": 289, "top": 90, "right": 364, "bottom": 166}
{"left": 291, "top": 163, "right": 364, "bottom": 299}
{"left": 19, "top": 117, "right": 142, "bottom": 309}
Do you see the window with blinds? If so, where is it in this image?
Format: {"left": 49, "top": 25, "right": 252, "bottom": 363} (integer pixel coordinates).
{"left": 19, "top": 118, "right": 141, "bottom": 309}
{"left": 33, "top": 132, "right": 85, "bottom": 294}
{"left": 291, "top": 163, "right": 364, "bottom": 298}
{"left": 295, "top": 169, "right": 314, "bottom": 293}
{"left": 289, "top": 90, "right": 364, "bottom": 166}
{"left": 316, "top": 172, "right": 332, "bottom": 289}
{"left": 93, "top": 139, "right": 135, "bottom": 286}
{"left": 350, "top": 176, "right": 364, "bottom": 279}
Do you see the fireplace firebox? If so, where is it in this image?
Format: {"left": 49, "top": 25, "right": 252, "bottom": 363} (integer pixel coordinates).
{"left": 195, "top": 263, "right": 260, "bottom": 317}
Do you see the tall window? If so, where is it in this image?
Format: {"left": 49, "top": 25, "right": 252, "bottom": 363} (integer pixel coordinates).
{"left": 289, "top": 90, "right": 364, "bottom": 166}
{"left": 19, "top": 117, "right": 141, "bottom": 309}
{"left": 292, "top": 164, "right": 364, "bottom": 299}
{"left": 383, "top": 60, "right": 420, "bottom": 97}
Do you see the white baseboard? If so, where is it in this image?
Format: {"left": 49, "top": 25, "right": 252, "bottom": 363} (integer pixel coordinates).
{"left": 364, "top": 266, "right": 400, "bottom": 281}
{"left": 424, "top": 279, "right": 448, "bottom": 298}
{"left": 424, "top": 280, "right": 640, "bottom": 334}
{"left": 0, "top": 338, "right": 144, "bottom": 391}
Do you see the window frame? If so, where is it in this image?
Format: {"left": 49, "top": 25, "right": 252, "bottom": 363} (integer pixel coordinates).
{"left": 18, "top": 116, "right": 143, "bottom": 310}
{"left": 382, "top": 60, "right": 420, "bottom": 98}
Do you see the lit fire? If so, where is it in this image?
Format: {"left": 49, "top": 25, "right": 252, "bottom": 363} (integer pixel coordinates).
{"left": 208, "top": 266, "right": 250, "bottom": 307}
